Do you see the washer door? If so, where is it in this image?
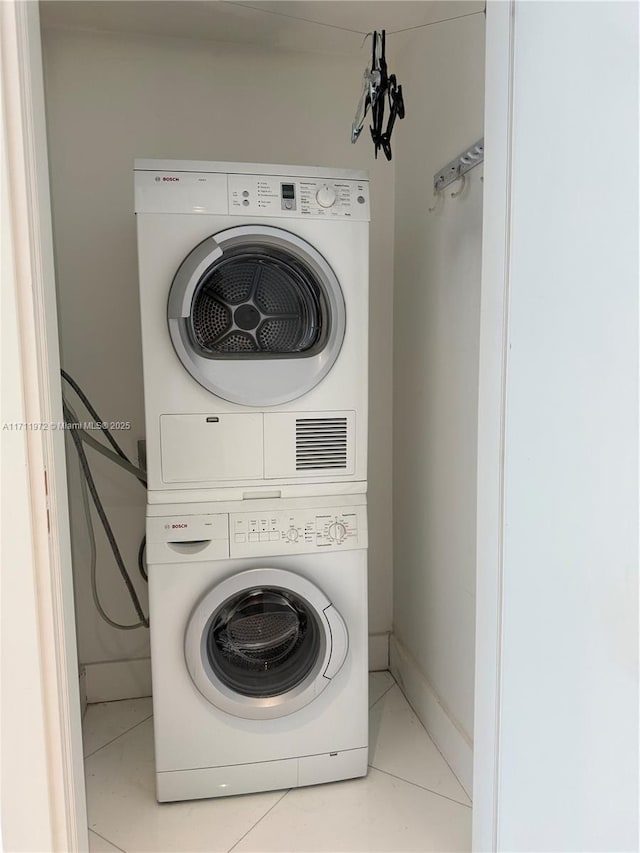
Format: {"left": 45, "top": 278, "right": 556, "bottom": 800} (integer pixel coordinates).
{"left": 168, "top": 225, "right": 346, "bottom": 407}
{"left": 184, "top": 568, "right": 348, "bottom": 720}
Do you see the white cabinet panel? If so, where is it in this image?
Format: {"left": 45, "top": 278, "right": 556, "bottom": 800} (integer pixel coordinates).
{"left": 160, "top": 413, "right": 263, "bottom": 482}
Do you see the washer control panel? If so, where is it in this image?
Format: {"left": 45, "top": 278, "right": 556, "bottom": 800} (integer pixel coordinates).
{"left": 229, "top": 504, "right": 367, "bottom": 557}
{"left": 228, "top": 174, "right": 370, "bottom": 221}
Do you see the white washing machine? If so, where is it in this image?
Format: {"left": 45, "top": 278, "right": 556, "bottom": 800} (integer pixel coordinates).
{"left": 135, "top": 161, "right": 370, "bottom": 504}
{"left": 146, "top": 495, "right": 368, "bottom": 802}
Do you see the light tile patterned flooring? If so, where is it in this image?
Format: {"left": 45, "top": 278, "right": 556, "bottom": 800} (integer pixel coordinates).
{"left": 84, "top": 672, "right": 471, "bottom": 853}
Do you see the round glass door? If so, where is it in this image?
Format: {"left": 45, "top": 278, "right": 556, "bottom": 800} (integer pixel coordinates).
{"left": 189, "top": 247, "right": 328, "bottom": 358}
{"left": 206, "top": 587, "right": 322, "bottom": 698}
{"left": 167, "top": 226, "right": 346, "bottom": 407}
{"left": 184, "top": 568, "right": 348, "bottom": 719}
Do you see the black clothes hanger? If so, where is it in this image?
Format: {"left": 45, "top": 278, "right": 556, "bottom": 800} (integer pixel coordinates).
{"left": 351, "top": 29, "right": 405, "bottom": 162}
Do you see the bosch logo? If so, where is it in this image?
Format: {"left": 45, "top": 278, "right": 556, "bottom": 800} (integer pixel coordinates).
{"left": 162, "top": 176, "right": 179, "bottom": 182}
{"left": 171, "top": 523, "right": 188, "bottom": 529}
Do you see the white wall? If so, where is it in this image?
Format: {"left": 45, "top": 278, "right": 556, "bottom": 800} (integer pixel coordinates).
{"left": 476, "top": 2, "right": 639, "bottom": 850}
{"left": 391, "top": 10, "right": 485, "bottom": 794}
{"left": 41, "top": 26, "right": 394, "bottom": 685}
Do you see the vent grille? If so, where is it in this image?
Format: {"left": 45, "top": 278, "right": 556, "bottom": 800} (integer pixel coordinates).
{"left": 295, "top": 418, "right": 348, "bottom": 471}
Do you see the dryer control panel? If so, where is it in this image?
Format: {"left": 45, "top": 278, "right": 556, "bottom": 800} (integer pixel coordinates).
{"left": 228, "top": 174, "right": 370, "bottom": 221}
{"left": 229, "top": 504, "right": 367, "bottom": 557}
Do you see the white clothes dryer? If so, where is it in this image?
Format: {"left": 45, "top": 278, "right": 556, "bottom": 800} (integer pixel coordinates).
{"left": 135, "top": 161, "right": 370, "bottom": 504}
{"left": 145, "top": 495, "right": 368, "bottom": 802}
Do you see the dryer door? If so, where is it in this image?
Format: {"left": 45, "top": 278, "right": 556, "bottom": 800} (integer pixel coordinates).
{"left": 184, "top": 568, "right": 348, "bottom": 720}
{"left": 167, "top": 225, "right": 346, "bottom": 407}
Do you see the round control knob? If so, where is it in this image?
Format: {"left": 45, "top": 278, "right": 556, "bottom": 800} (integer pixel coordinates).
{"left": 287, "top": 528, "right": 299, "bottom": 542}
{"left": 328, "top": 522, "right": 347, "bottom": 542}
{"left": 316, "top": 184, "right": 337, "bottom": 208}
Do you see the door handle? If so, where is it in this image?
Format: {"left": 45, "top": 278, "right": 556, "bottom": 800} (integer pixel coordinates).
{"left": 166, "top": 540, "right": 211, "bottom": 555}
{"left": 322, "top": 604, "right": 349, "bottom": 679}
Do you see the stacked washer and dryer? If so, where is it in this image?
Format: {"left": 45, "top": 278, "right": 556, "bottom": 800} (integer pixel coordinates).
{"left": 135, "top": 160, "right": 370, "bottom": 802}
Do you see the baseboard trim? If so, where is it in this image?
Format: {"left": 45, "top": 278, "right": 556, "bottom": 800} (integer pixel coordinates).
{"left": 389, "top": 634, "right": 473, "bottom": 798}
{"left": 84, "top": 658, "right": 152, "bottom": 703}
{"left": 368, "top": 632, "right": 389, "bottom": 670}
{"left": 84, "top": 635, "right": 390, "bottom": 704}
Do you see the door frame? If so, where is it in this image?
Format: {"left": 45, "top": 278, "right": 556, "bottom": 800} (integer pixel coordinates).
{"left": 1, "top": 1, "right": 514, "bottom": 850}
{"left": 1, "top": 0, "right": 87, "bottom": 850}
{"left": 471, "top": 1, "right": 515, "bottom": 850}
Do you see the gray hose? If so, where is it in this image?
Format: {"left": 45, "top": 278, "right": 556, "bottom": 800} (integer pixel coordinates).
{"left": 77, "top": 446, "right": 144, "bottom": 630}
{"left": 61, "top": 368, "right": 130, "bottom": 461}
{"left": 75, "top": 425, "right": 147, "bottom": 484}
{"left": 63, "top": 397, "right": 148, "bottom": 628}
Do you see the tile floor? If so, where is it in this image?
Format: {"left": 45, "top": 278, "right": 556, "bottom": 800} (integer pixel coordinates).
{"left": 84, "top": 672, "right": 471, "bottom": 853}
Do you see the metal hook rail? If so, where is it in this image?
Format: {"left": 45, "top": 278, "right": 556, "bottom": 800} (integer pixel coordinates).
{"left": 433, "top": 138, "right": 484, "bottom": 192}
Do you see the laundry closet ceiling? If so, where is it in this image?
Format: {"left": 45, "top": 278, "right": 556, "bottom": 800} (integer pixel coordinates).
{"left": 39, "top": 1, "right": 485, "bottom": 55}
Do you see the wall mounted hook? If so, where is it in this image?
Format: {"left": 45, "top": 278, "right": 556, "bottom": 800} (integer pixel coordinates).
{"left": 450, "top": 173, "right": 466, "bottom": 198}
{"left": 433, "top": 137, "right": 484, "bottom": 193}
{"left": 428, "top": 190, "right": 443, "bottom": 213}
